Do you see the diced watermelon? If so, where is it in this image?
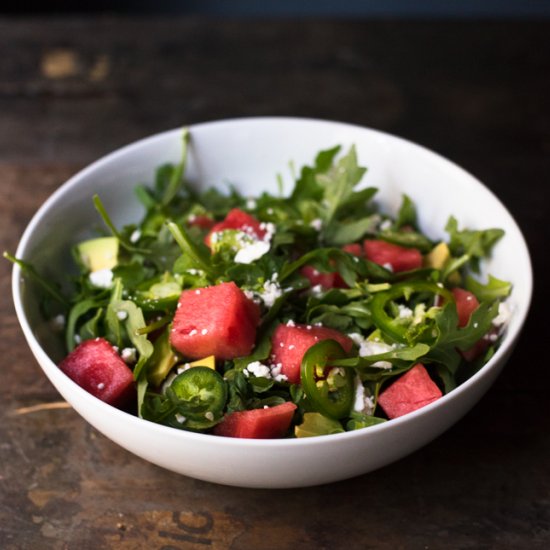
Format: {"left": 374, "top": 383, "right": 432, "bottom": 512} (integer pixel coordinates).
{"left": 452, "top": 287, "right": 480, "bottom": 328}
{"left": 58, "top": 338, "right": 135, "bottom": 408}
{"left": 213, "top": 402, "right": 297, "bottom": 439}
{"left": 363, "top": 239, "right": 422, "bottom": 273}
{"left": 270, "top": 323, "right": 354, "bottom": 385}
{"left": 170, "top": 281, "right": 260, "bottom": 360}
{"left": 343, "top": 243, "right": 363, "bottom": 257}
{"left": 187, "top": 214, "right": 215, "bottom": 230}
{"left": 377, "top": 363, "right": 442, "bottom": 419}
{"left": 205, "top": 208, "right": 266, "bottom": 247}
{"left": 300, "top": 265, "right": 347, "bottom": 289}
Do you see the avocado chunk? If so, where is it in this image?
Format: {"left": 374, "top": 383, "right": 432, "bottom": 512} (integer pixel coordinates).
{"left": 77, "top": 237, "right": 119, "bottom": 272}
{"left": 424, "top": 241, "right": 450, "bottom": 270}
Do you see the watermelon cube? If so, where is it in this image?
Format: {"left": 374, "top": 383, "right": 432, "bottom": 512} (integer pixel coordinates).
{"left": 213, "top": 402, "right": 297, "bottom": 439}
{"left": 58, "top": 338, "right": 135, "bottom": 408}
{"left": 205, "top": 208, "right": 266, "bottom": 247}
{"left": 377, "top": 363, "right": 442, "bottom": 419}
{"left": 342, "top": 243, "right": 363, "bottom": 257}
{"left": 363, "top": 239, "right": 422, "bottom": 273}
{"left": 270, "top": 323, "right": 354, "bottom": 385}
{"left": 170, "top": 281, "right": 260, "bottom": 360}
{"left": 300, "top": 265, "right": 347, "bottom": 290}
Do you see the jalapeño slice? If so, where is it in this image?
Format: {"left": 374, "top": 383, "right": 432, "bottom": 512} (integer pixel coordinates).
{"left": 169, "top": 366, "right": 227, "bottom": 429}
{"left": 370, "top": 280, "right": 453, "bottom": 344}
{"left": 300, "top": 339, "right": 354, "bottom": 420}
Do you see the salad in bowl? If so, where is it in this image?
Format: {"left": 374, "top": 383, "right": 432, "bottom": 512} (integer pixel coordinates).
{"left": 8, "top": 118, "right": 531, "bottom": 487}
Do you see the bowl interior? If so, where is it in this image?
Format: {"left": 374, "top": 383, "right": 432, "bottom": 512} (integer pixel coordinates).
{"left": 12, "top": 117, "right": 533, "bottom": 487}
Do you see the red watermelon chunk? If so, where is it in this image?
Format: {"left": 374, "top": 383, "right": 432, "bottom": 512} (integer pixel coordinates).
{"left": 213, "top": 402, "right": 297, "bottom": 439}
{"left": 363, "top": 239, "right": 422, "bottom": 273}
{"left": 451, "top": 287, "right": 480, "bottom": 328}
{"left": 58, "top": 338, "right": 135, "bottom": 408}
{"left": 170, "top": 281, "right": 260, "bottom": 360}
{"left": 377, "top": 363, "right": 442, "bottom": 419}
{"left": 187, "top": 214, "right": 215, "bottom": 230}
{"left": 300, "top": 265, "right": 347, "bottom": 289}
{"left": 205, "top": 208, "right": 266, "bottom": 247}
{"left": 342, "top": 243, "right": 363, "bottom": 257}
{"left": 270, "top": 323, "right": 354, "bottom": 385}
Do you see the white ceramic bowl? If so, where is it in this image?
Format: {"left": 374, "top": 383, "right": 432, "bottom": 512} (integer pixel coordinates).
{"left": 12, "top": 117, "right": 532, "bottom": 488}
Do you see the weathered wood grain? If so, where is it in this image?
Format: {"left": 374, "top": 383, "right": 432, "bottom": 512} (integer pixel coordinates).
{"left": 1, "top": 17, "right": 549, "bottom": 550}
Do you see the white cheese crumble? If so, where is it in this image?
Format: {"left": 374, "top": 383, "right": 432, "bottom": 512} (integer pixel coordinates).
{"left": 379, "top": 219, "right": 392, "bottom": 231}
{"left": 493, "top": 301, "right": 512, "bottom": 327}
{"left": 121, "top": 347, "right": 137, "bottom": 363}
{"left": 258, "top": 279, "right": 283, "bottom": 308}
{"left": 89, "top": 268, "right": 113, "bottom": 288}
{"left": 246, "top": 198, "right": 257, "bottom": 209}
{"left": 353, "top": 376, "right": 375, "bottom": 415}
{"left": 204, "top": 411, "right": 215, "bottom": 421}
{"left": 397, "top": 305, "right": 413, "bottom": 319}
{"left": 51, "top": 314, "right": 66, "bottom": 331}
{"left": 129, "top": 229, "right": 141, "bottom": 243}
{"left": 116, "top": 310, "right": 128, "bottom": 321}
{"left": 175, "top": 413, "right": 186, "bottom": 424}
{"left": 201, "top": 329, "right": 209, "bottom": 335}
{"left": 382, "top": 262, "right": 394, "bottom": 272}
{"left": 97, "top": 382, "right": 105, "bottom": 391}
{"left": 311, "top": 284, "right": 324, "bottom": 297}
{"left": 349, "top": 333, "right": 393, "bottom": 368}
{"left": 310, "top": 218, "right": 323, "bottom": 231}
{"left": 234, "top": 240, "right": 271, "bottom": 264}
{"left": 74, "top": 334, "right": 82, "bottom": 344}
{"left": 244, "top": 361, "right": 272, "bottom": 379}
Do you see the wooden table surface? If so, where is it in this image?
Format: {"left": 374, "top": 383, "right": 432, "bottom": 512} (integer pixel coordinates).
{"left": 1, "top": 16, "right": 549, "bottom": 550}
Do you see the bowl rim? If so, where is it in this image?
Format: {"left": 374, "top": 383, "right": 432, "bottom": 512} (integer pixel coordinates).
{"left": 11, "top": 115, "right": 534, "bottom": 449}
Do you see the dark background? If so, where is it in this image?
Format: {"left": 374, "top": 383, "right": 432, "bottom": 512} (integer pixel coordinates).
{"left": 0, "top": 6, "right": 549, "bottom": 550}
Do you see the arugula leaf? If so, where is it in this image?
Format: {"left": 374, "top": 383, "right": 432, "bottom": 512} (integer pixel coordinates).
{"left": 445, "top": 216, "right": 505, "bottom": 273}
{"left": 465, "top": 274, "right": 512, "bottom": 302}
{"left": 394, "top": 194, "right": 417, "bottom": 229}
{"left": 316, "top": 145, "right": 367, "bottom": 230}
{"left": 425, "top": 301, "right": 499, "bottom": 373}
{"left": 290, "top": 145, "right": 340, "bottom": 203}
{"left": 161, "top": 128, "right": 189, "bottom": 207}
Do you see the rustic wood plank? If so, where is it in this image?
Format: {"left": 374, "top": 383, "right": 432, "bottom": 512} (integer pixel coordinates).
{"left": 1, "top": 16, "right": 549, "bottom": 550}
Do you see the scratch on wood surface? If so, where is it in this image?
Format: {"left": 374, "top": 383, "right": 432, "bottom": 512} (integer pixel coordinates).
{"left": 41, "top": 49, "right": 79, "bottom": 79}
{"left": 11, "top": 401, "right": 72, "bottom": 416}
{"left": 89, "top": 54, "right": 110, "bottom": 82}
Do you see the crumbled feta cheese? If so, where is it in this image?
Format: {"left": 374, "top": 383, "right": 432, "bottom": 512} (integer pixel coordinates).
{"left": 286, "top": 320, "right": 296, "bottom": 327}
{"left": 201, "top": 328, "right": 209, "bottom": 335}
{"left": 51, "top": 314, "right": 66, "bottom": 331}
{"left": 129, "top": 229, "right": 141, "bottom": 243}
{"left": 246, "top": 198, "right": 257, "bottom": 209}
{"left": 349, "top": 333, "right": 393, "bottom": 368}
{"left": 397, "top": 305, "right": 413, "bottom": 319}
{"left": 379, "top": 219, "right": 392, "bottom": 231}
{"left": 311, "top": 284, "right": 324, "bottom": 297}
{"left": 175, "top": 413, "right": 186, "bottom": 424}
{"left": 186, "top": 268, "right": 202, "bottom": 275}
{"left": 204, "top": 411, "right": 215, "bottom": 421}
{"left": 97, "top": 382, "right": 105, "bottom": 391}
{"left": 353, "top": 377, "right": 375, "bottom": 415}
{"left": 382, "top": 263, "right": 394, "bottom": 272}
{"left": 244, "top": 361, "right": 272, "bottom": 379}
{"left": 270, "top": 362, "right": 288, "bottom": 382}
{"left": 89, "top": 268, "right": 113, "bottom": 288}
{"left": 189, "top": 329, "right": 198, "bottom": 336}
{"left": 310, "top": 218, "right": 323, "bottom": 231}
{"left": 493, "top": 301, "right": 512, "bottom": 327}
{"left": 177, "top": 363, "right": 191, "bottom": 374}
{"left": 258, "top": 279, "right": 283, "bottom": 308}
{"left": 195, "top": 290, "right": 201, "bottom": 295}
{"left": 74, "top": 334, "right": 82, "bottom": 344}
{"left": 234, "top": 239, "right": 271, "bottom": 264}
{"left": 116, "top": 310, "right": 128, "bottom": 321}
{"left": 121, "top": 347, "right": 137, "bottom": 363}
